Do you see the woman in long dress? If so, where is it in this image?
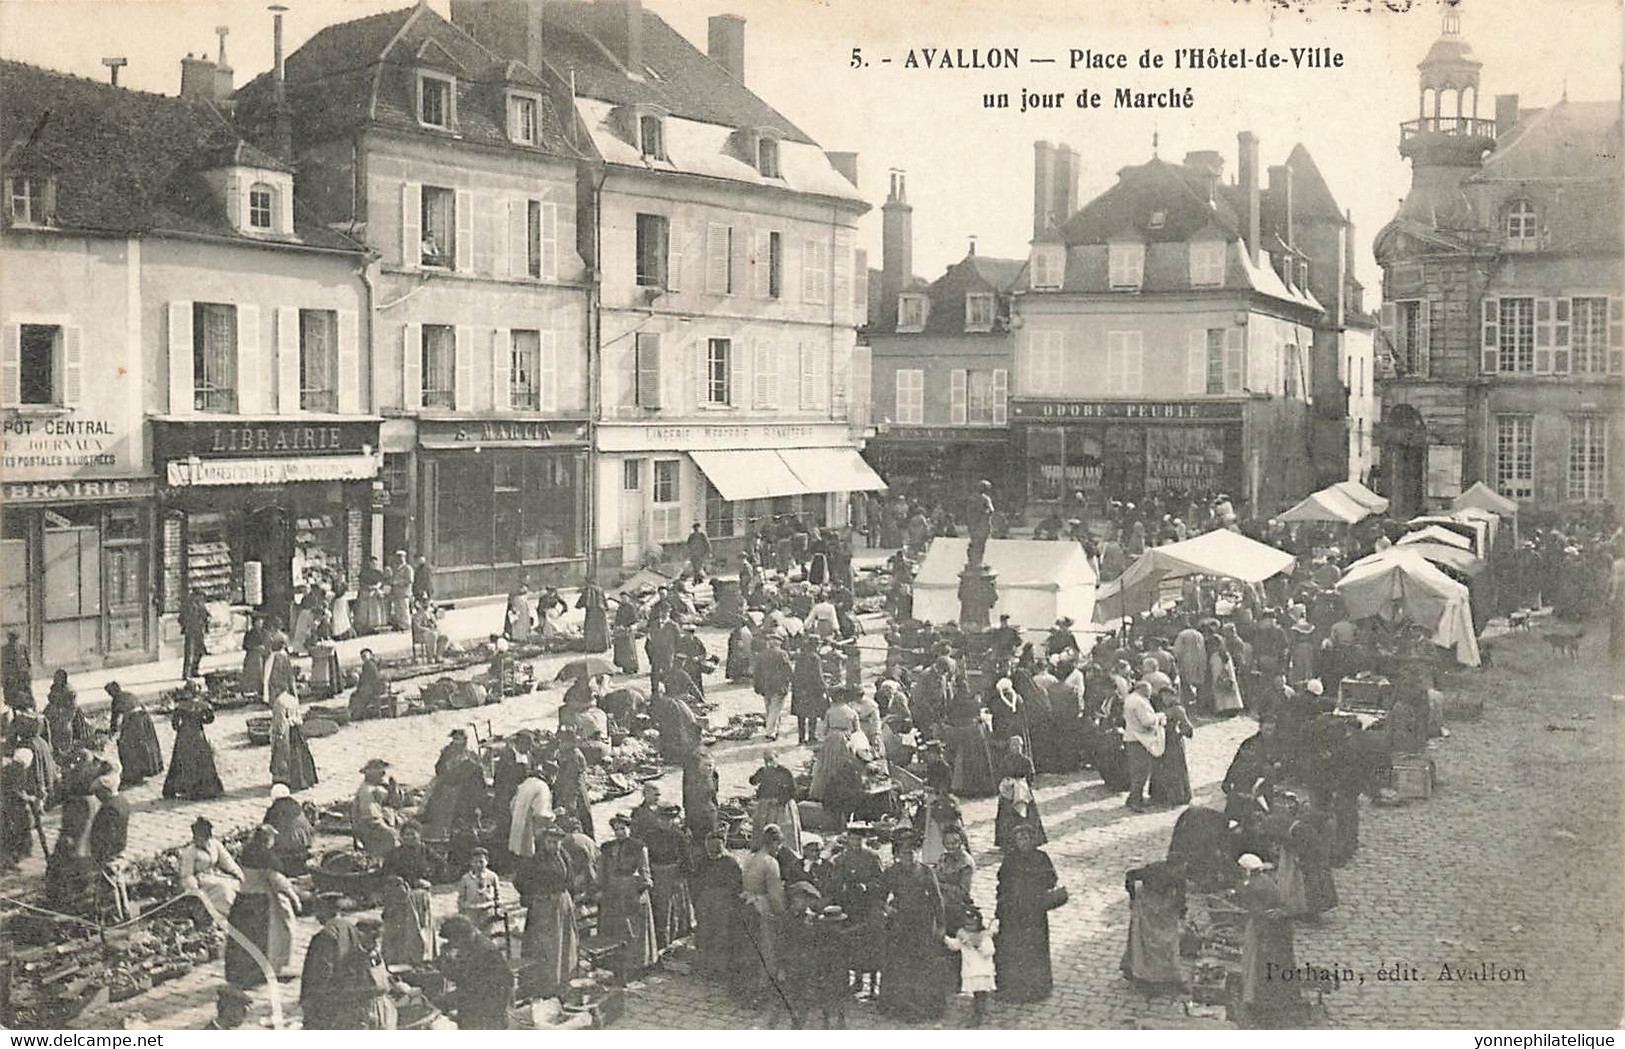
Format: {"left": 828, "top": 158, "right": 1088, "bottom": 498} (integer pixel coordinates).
{"left": 933, "top": 826, "right": 976, "bottom": 934}
{"left": 263, "top": 788, "right": 315, "bottom": 875}
{"left": 690, "top": 830, "right": 747, "bottom": 985}
{"left": 163, "top": 696, "right": 224, "bottom": 800}
{"left": 269, "top": 688, "right": 319, "bottom": 792}
{"left": 104, "top": 682, "right": 163, "bottom": 787}
{"left": 1235, "top": 854, "right": 1304, "bottom": 1028}
{"left": 514, "top": 829, "right": 577, "bottom": 996}
{"left": 878, "top": 833, "right": 947, "bottom": 1022}
{"left": 178, "top": 817, "right": 241, "bottom": 917}
{"left": 994, "top": 737, "right": 1047, "bottom": 850}
{"left": 611, "top": 598, "right": 641, "bottom": 675}
{"left": 725, "top": 621, "right": 754, "bottom": 683}
{"left": 577, "top": 583, "right": 610, "bottom": 653}
{"left": 1121, "top": 860, "right": 1186, "bottom": 989}
{"left": 1209, "top": 635, "right": 1245, "bottom": 715}
{"left": 329, "top": 580, "right": 354, "bottom": 640}
{"left": 536, "top": 587, "right": 568, "bottom": 638}
{"left": 740, "top": 825, "right": 788, "bottom": 994}
{"left": 790, "top": 641, "right": 829, "bottom": 747}
{"left": 240, "top": 616, "right": 269, "bottom": 701}
{"left": 1275, "top": 807, "right": 1339, "bottom": 920}
{"left": 946, "top": 684, "right": 997, "bottom": 798}
{"left": 43, "top": 671, "right": 91, "bottom": 762}
{"left": 504, "top": 582, "right": 535, "bottom": 643}
{"left": 809, "top": 693, "right": 857, "bottom": 801}
{"left": 224, "top": 826, "right": 300, "bottom": 986}
{"left": 748, "top": 751, "right": 801, "bottom": 854}
{"left": 380, "top": 875, "right": 434, "bottom": 967}
{"left": 994, "top": 824, "right": 1058, "bottom": 1002}
{"left": 682, "top": 750, "right": 720, "bottom": 843}
{"left": 598, "top": 815, "right": 658, "bottom": 972}
{"left": 1148, "top": 682, "right": 1195, "bottom": 807}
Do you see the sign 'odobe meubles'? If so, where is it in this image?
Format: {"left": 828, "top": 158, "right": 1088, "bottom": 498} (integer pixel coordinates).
{"left": 152, "top": 419, "right": 381, "bottom": 460}
{"left": 1011, "top": 399, "right": 1245, "bottom": 421}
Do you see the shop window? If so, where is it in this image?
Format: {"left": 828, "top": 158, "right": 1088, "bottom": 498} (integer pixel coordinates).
{"left": 299, "top": 309, "right": 337, "bottom": 411}
{"left": 652, "top": 459, "right": 682, "bottom": 543}
{"left": 636, "top": 213, "right": 670, "bottom": 288}
{"left": 421, "top": 324, "right": 456, "bottom": 409}
{"left": 623, "top": 459, "right": 641, "bottom": 491}
{"left": 438, "top": 456, "right": 494, "bottom": 566}
{"left": 1027, "top": 425, "right": 1066, "bottom": 502}
{"left": 705, "top": 338, "right": 732, "bottom": 406}
{"left": 704, "top": 480, "right": 736, "bottom": 539}
{"left": 511, "top": 329, "right": 541, "bottom": 410}
{"left": 1495, "top": 414, "right": 1534, "bottom": 500}
{"left": 1568, "top": 416, "right": 1609, "bottom": 502}
{"left": 420, "top": 186, "right": 455, "bottom": 268}
{"left": 192, "top": 302, "right": 238, "bottom": 413}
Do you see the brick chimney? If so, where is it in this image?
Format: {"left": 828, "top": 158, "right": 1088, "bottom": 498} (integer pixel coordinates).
{"left": 1268, "top": 163, "right": 1294, "bottom": 250}
{"left": 1051, "top": 144, "right": 1079, "bottom": 228}
{"left": 270, "top": 5, "right": 293, "bottom": 160}
{"left": 1183, "top": 149, "right": 1224, "bottom": 202}
{"left": 1237, "top": 131, "right": 1260, "bottom": 265}
{"left": 882, "top": 170, "right": 913, "bottom": 309}
{"left": 825, "top": 151, "right": 859, "bottom": 187}
{"left": 527, "top": 0, "right": 546, "bottom": 74}
{"left": 592, "top": 0, "right": 644, "bottom": 74}
{"left": 179, "top": 54, "right": 216, "bottom": 101}
{"left": 1032, "top": 141, "right": 1055, "bottom": 239}
{"left": 1495, "top": 93, "right": 1520, "bottom": 137}
{"left": 708, "top": 14, "right": 745, "bottom": 82}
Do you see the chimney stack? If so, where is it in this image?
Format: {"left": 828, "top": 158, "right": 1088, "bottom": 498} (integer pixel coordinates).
{"left": 212, "top": 26, "right": 234, "bottom": 102}
{"left": 1032, "top": 141, "right": 1055, "bottom": 239}
{"left": 527, "top": 0, "right": 546, "bottom": 75}
{"left": 1268, "top": 163, "right": 1294, "bottom": 252}
{"left": 882, "top": 170, "right": 914, "bottom": 310}
{"left": 825, "top": 150, "right": 859, "bottom": 188}
{"left": 1237, "top": 131, "right": 1260, "bottom": 265}
{"left": 1495, "top": 93, "right": 1520, "bottom": 137}
{"left": 101, "top": 56, "right": 127, "bottom": 86}
{"left": 1183, "top": 149, "right": 1224, "bottom": 202}
{"left": 968, "top": 235, "right": 978, "bottom": 257}
{"left": 707, "top": 14, "right": 745, "bottom": 82}
{"left": 179, "top": 53, "right": 216, "bottom": 101}
{"left": 270, "top": 5, "right": 293, "bottom": 160}
{"left": 592, "top": 0, "right": 644, "bottom": 74}
{"left": 1051, "top": 144, "right": 1079, "bottom": 230}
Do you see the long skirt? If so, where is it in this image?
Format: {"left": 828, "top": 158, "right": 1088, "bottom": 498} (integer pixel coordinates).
{"left": 1, "top": 794, "right": 34, "bottom": 863}
{"left": 692, "top": 887, "right": 747, "bottom": 983}
{"left": 117, "top": 712, "right": 165, "bottom": 785}
{"left": 330, "top": 595, "right": 353, "bottom": 640}
{"left": 808, "top": 733, "right": 850, "bottom": 801}
{"left": 1149, "top": 732, "right": 1192, "bottom": 806}
{"left": 1212, "top": 655, "right": 1244, "bottom": 714}
{"left": 355, "top": 591, "right": 387, "bottom": 634}
{"left": 726, "top": 638, "right": 753, "bottom": 682}
{"left": 1277, "top": 846, "right": 1338, "bottom": 918}
{"left": 522, "top": 890, "right": 579, "bottom": 996}
{"left": 994, "top": 796, "right": 1047, "bottom": 850}
{"left": 600, "top": 879, "right": 658, "bottom": 971}
{"left": 993, "top": 913, "right": 1053, "bottom": 1002}
{"left": 947, "top": 723, "right": 998, "bottom": 798}
{"left": 1329, "top": 791, "right": 1359, "bottom": 867}
{"left": 1241, "top": 914, "right": 1302, "bottom": 1027}
{"left": 880, "top": 922, "right": 946, "bottom": 1020}
{"left": 1093, "top": 729, "right": 1130, "bottom": 792}
{"left": 224, "top": 891, "right": 294, "bottom": 987}
{"left": 649, "top": 863, "right": 694, "bottom": 949}
{"left": 612, "top": 633, "right": 640, "bottom": 675}
{"left": 270, "top": 725, "right": 319, "bottom": 792}
{"left": 290, "top": 609, "right": 316, "bottom": 653}
{"left": 1122, "top": 892, "right": 1184, "bottom": 985}
{"left": 240, "top": 646, "right": 267, "bottom": 699}
{"left": 163, "top": 726, "right": 224, "bottom": 800}
{"left": 751, "top": 798, "right": 802, "bottom": 854}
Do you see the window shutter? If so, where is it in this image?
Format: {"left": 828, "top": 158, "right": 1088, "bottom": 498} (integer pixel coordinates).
{"left": 1415, "top": 300, "right": 1434, "bottom": 378}
{"left": 1106, "top": 332, "right": 1123, "bottom": 393}
{"left": 1379, "top": 301, "right": 1396, "bottom": 373}
{"left": 1609, "top": 297, "right": 1624, "bottom": 374}
{"left": 854, "top": 251, "right": 869, "bottom": 326}
{"left": 1224, "top": 328, "right": 1245, "bottom": 393}
{"left": 60, "top": 326, "right": 83, "bottom": 407}
{"left": 894, "top": 371, "right": 908, "bottom": 423}
{"left": 1187, "top": 329, "right": 1206, "bottom": 394}
{"left": 472, "top": 193, "right": 495, "bottom": 274}
{"left": 1553, "top": 297, "right": 1572, "bottom": 374}
{"left": 540, "top": 330, "right": 559, "bottom": 411}
{"left": 667, "top": 217, "right": 685, "bottom": 293}
{"left": 402, "top": 323, "right": 422, "bottom": 409}
{"left": 223, "top": 173, "right": 242, "bottom": 232}
{"left": 833, "top": 229, "right": 852, "bottom": 324}
{"left": 336, "top": 309, "right": 360, "bottom": 413}
{"left": 454, "top": 190, "right": 473, "bottom": 272}
{"left": 1481, "top": 298, "right": 1500, "bottom": 374}
{"left": 942, "top": 367, "right": 965, "bottom": 425}
{"left": 753, "top": 230, "right": 772, "bottom": 298}
{"left": 277, "top": 182, "right": 293, "bottom": 235}
{"left": 1534, "top": 297, "right": 1554, "bottom": 374}
{"left": 707, "top": 224, "right": 730, "bottom": 294}
{"left": 491, "top": 328, "right": 510, "bottom": 411}
{"left": 237, "top": 304, "right": 263, "bottom": 413}
{"left": 401, "top": 182, "right": 421, "bottom": 271}
{"left": 991, "top": 369, "right": 1008, "bottom": 425}
{"left": 635, "top": 332, "right": 662, "bottom": 408}
{"left": 0, "top": 323, "right": 18, "bottom": 406}
{"left": 454, "top": 325, "right": 475, "bottom": 409}
{"left": 695, "top": 339, "right": 709, "bottom": 407}
{"left": 276, "top": 306, "right": 300, "bottom": 414}
{"left": 541, "top": 201, "right": 559, "bottom": 281}
{"left": 754, "top": 342, "right": 775, "bottom": 408}
{"left": 506, "top": 197, "right": 527, "bottom": 279}
{"left": 727, "top": 339, "right": 745, "bottom": 406}
{"left": 168, "top": 302, "right": 193, "bottom": 414}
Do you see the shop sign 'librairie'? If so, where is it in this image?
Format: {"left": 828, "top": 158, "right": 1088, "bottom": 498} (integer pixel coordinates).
{"left": 152, "top": 419, "right": 380, "bottom": 460}
{"left": 1011, "top": 399, "right": 1245, "bottom": 421}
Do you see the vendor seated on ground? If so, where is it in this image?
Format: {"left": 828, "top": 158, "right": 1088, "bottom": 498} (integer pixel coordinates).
{"left": 349, "top": 649, "right": 391, "bottom": 722}
{"left": 412, "top": 600, "right": 457, "bottom": 662}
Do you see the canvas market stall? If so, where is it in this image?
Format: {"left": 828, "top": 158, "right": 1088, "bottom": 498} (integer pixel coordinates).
{"left": 1336, "top": 548, "right": 1481, "bottom": 666}
{"left": 911, "top": 538, "right": 1097, "bottom": 627}
{"left": 1092, "top": 529, "right": 1297, "bottom": 622}
{"left": 1278, "top": 486, "right": 1372, "bottom": 525}
{"left": 1330, "top": 480, "right": 1390, "bottom": 516}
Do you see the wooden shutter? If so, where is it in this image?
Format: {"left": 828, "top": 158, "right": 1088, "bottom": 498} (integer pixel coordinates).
{"left": 1106, "top": 332, "right": 1123, "bottom": 393}
{"left": 1534, "top": 297, "right": 1554, "bottom": 374}
{"left": 61, "top": 326, "right": 83, "bottom": 407}
{"left": 894, "top": 371, "right": 909, "bottom": 423}
{"left": 694, "top": 340, "right": 709, "bottom": 408}
{"left": 1379, "top": 301, "right": 1396, "bottom": 374}
{"left": 1187, "top": 329, "right": 1206, "bottom": 394}
{"left": 1481, "top": 297, "right": 1500, "bottom": 373}
{"left": 832, "top": 229, "right": 852, "bottom": 324}
{"left": 168, "top": 301, "right": 193, "bottom": 414}
{"left": 754, "top": 342, "right": 776, "bottom": 408}
{"left": 635, "top": 332, "right": 662, "bottom": 408}
{"left": 401, "top": 182, "right": 421, "bottom": 271}
{"left": 506, "top": 197, "right": 527, "bottom": 279}
{"left": 949, "top": 368, "right": 967, "bottom": 424}
{"left": 336, "top": 309, "right": 360, "bottom": 413}
{"left": 707, "top": 224, "right": 730, "bottom": 294}
{"left": 728, "top": 338, "right": 745, "bottom": 406}
{"left": 991, "top": 368, "right": 1008, "bottom": 425}
{"left": 491, "top": 328, "right": 511, "bottom": 411}
{"left": 752, "top": 230, "right": 772, "bottom": 298}
{"left": 454, "top": 190, "right": 474, "bottom": 272}
{"left": 1224, "top": 328, "right": 1245, "bottom": 393}
{"left": 402, "top": 323, "right": 422, "bottom": 409}
{"left": 276, "top": 306, "right": 300, "bottom": 414}
{"left": 236, "top": 304, "right": 262, "bottom": 413}
{"left": 1610, "top": 297, "right": 1624, "bottom": 374}
{"left": 667, "top": 216, "right": 684, "bottom": 293}
{"left": 1552, "top": 298, "right": 1572, "bottom": 374}
{"left": 540, "top": 330, "right": 559, "bottom": 411}
{"left": 223, "top": 173, "right": 242, "bottom": 232}
{"left": 541, "top": 201, "right": 559, "bottom": 281}
{"left": 1421, "top": 299, "right": 1439, "bottom": 378}
{"left": 854, "top": 250, "right": 869, "bottom": 326}
{"left": 454, "top": 324, "right": 475, "bottom": 408}
{"left": 1, "top": 323, "right": 18, "bottom": 407}
{"left": 473, "top": 193, "right": 496, "bottom": 275}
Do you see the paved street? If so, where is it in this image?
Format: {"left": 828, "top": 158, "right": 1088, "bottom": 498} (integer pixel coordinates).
{"left": 15, "top": 615, "right": 1622, "bottom": 1030}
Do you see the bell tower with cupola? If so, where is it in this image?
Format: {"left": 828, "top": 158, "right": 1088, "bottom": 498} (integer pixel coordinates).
{"left": 1399, "top": 9, "right": 1498, "bottom": 167}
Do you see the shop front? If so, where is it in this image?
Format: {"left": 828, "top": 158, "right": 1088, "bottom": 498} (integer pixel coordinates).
{"left": 863, "top": 427, "right": 1018, "bottom": 519}
{"left": 410, "top": 418, "right": 590, "bottom": 599}
{"left": 151, "top": 417, "right": 381, "bottom": 649}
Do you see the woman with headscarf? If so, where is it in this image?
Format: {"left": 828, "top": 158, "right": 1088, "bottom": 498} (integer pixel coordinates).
{"left": 691, "top": 828, "right": 748, "bottom": 985}
{"left": 810, "top": 690, "right": 857, "bottom": 802}
{"left": 611, "top": 596, "right": 642, "bottom": 675}
{"left": 1126, "top": 519, "right": 1148, "bottom": 557}
{"left": 224, "top": 825, "right": 300, "bottom": 986}
{"left": 263, "top": 785, "right": 315, "bottom": 875}
{"left": 748, "top": 750, "right": 802, "bottom": 854}
{"left": 1235, "top": 853, "right": 1305, "bottom": 1027}
{"left": 725, "top": 619, "right": 754, "bottom": 683}
{"left": 878, "top": 831, "right": 946, "bottom": 1022}
{"left": 10, "top": 716, "right": 58, "bottom": 811}
{"left": 995, "top": 736, "right": 1047, "bottom": 850}
{"left": 1209, "top": 633, "right": 1245, "bottom": 716}
{"left": 104, "top": 682, "right": 163, "bottom": 788}
{"left": 1121, "top": 859, "right": 1187, "bottom": 990}
{"left": 163, "top": 691, "right": 224, "bottom": 800}
{"left": 300, "top": 896, "right": 393, "bottom": 1029}
{"left": 380, "top": 874, "right": 435, "bottom": 967}
{"left": 514, "top": 825, "right": 577, "bottom": 995}
{"left": 994, "top": 823, "right": 1060, "bottom": 1002}
{"left": 504, "top": 581, "right": 535, "bottom": 643}
{"left": 1148, "top": 675, "right": 1195, "bottom": 806}
{"left": 43, "top": 671, "right": 91, "bottom": 762}
{"left": 269, "top": 685, "right": 318, "bottom": 792}
{"left": 790, "top": 638, "right": 829, "bottom": 747}
{"left": 599, "top": 813, "right": 658, "bottom": 973}
{"left": 261, "top": 636, "right": 297, "bottom": 709}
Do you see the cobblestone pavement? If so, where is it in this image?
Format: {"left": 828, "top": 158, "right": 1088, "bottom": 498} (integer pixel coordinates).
{"left": 21, "top": 619, "right": 1623, "bottom": 1030}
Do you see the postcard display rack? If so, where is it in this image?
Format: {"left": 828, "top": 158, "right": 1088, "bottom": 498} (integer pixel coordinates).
{"left": 185, "top": 512, "right": 237, "bottom": 603}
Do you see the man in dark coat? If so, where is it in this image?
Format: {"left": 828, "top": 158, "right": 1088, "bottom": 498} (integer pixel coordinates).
{"left": 181, "top": 593, "right": 210, "bottom": 679}
{"left": 753, "top": 633, "right": 793, "bottom": 742}
{"left": 646, "top": 608, "right": 679, "bottom": 695}
{"left": 685, "top": 523, "right": 713, "bottom": 583}
{"left": 438, "top": 915, "right": 515, "bottom": 1029}
{"left": 2, "top": 630, "right": 33, "bottom": 711}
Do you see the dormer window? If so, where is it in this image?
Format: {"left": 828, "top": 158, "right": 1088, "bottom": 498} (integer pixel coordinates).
{"left": 418, "top": 71, "right": 456, "bottom": 130}
{"left": 507, "top": 92, "right": 540, "bottom": 146}
{"left": 1030, "top": 246, "right": 1064, "bottom": 290}
{"left": 639, "top": 115, "right": 666, "bottom": 161}
{"left": 1149, "top": 210, "right": 1167, "bottom": 230}
{"left": 1109, "top": 242, "right": 1145, "bottom": 290}
{"left": 897, "top": 294, "right": 928, "bottom": 332}
{"left": 1189, "top": 241, "right": 1225, "bottom": 287}
{"left": 248, "top": 184, "right": 274, "bottom": 231}
{"left": 965, "top": 293, "right": 995, "bottom": 332}
{"left": 757, "top": 137, "right": 781, "bottom": 178}
{"left": 1506, "top": 199, "right": 1537, "bottom": 249}
{"left": 7, "top": 174, "right": 55, "bottom": 227}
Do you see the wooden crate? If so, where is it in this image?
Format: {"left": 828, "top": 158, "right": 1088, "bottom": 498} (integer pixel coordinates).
{"left": 1391, "top": 759, "right": 1434, "bottom": 800}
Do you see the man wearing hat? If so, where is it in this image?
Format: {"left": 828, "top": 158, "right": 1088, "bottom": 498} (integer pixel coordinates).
{"left": 1121, "top": 680, "right": 1166, "bottom": 812}
{"left": 353, "top": 759, "right": 398, "bottom": 855}
{"left": 753, "top": 631, "right": 793, "bottom": 742}
{"left": 204, "top": 984, "right": 253, "bottom": 1029}
{"left": 437, "top": 915, "right": 514, "bottom": 1030}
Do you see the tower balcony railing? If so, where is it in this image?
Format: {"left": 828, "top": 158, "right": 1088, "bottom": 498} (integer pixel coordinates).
{"left": 1400, "top": 116, "right": 1499, "bottom": 142}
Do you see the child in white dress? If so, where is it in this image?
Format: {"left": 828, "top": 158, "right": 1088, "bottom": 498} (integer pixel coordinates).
{"left": 944, "top": 907, "right": 998, "bottom": 1026}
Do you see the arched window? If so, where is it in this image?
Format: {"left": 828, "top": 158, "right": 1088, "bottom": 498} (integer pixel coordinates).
{"left": 638, "top": 115, "right": 665, "bottom": 161}
{"left": 248, "top": 183, "right": 275, "bottom": 231}
{"left": 1506, "top": 199, "right": 1537, "bottom": 245}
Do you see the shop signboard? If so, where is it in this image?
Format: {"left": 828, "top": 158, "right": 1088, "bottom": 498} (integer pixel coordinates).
{"left": 152, "top": 419, "right": 381, "bottom": 460}
{"left": 164, "top": 454, "right": 379, "bottom": 487}
{"left": 417, "top": 419, "right": 586, "bottom": 448}
{"left": 597, "top": 422, "right": 853, "bottom": 453}
{"left": 3, "top": 476, "right": 158, "bottom": 504}
{"left": 1010, "top": 399, "right": 1245, "bottom": 421}
{"left": 874, "top": 426, "right": 1009, "bottom": 444}
{"left": 1, "top": 413, "right": 137, "bottom": 481}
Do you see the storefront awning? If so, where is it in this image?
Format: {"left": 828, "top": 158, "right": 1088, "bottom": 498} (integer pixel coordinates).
{"left": 164, "top": 455, "right": 379, "bottom": 487}
{"left": 778, "top": 447, "right": 889, "bottom": 495}
{"left": 689, "top": 450, "right": 810, "bottom": 501}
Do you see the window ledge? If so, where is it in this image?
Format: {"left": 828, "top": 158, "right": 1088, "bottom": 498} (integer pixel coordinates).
{"left": 3, "top": 403, "right": 71, "bottom": 416}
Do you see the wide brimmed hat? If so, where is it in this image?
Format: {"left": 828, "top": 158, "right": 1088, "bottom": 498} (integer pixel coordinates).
{"left": 361, "top": 758, "right": 390, "bottom": 773}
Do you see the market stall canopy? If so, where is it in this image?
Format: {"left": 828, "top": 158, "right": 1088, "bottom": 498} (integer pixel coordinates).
{"left": 1336, "top": 548, "right": 1480, "bottom": 666}
{"left": 689, "top": 448, "right": 887, "bottom": 502}
{"left": 776, "top": 448, "right": 889, "bottom": 495}
{"left": 1093, "top": 529, "right": 1297, "bottom": 622}
{"left": 912, "top": 538, "right": 1096, "bottom": 627}
{"left": 1452, "top": 481, "right": 1518, "bottom": 516}
{"left": 1392, "top": 541, "right": 1485, "bottom": 577}
{"left": 1399, "top": 525, "right": 1473, "bottom": 552}
{"left": 1409, "top": 515, "right": 1489, "bottom": 559}
{"left": 1329, "top": 480, "right": 1390, "bottom": 515}
{"left": 1277, "top": 487, "right": 1371, "bottom": 524}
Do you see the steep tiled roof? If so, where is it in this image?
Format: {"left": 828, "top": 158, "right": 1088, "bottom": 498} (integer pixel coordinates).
{"left": 0, "top": 59, "right": 359, "bottom": 250}
{"left": 1057, "top": 158, "right": 1242, "bottom": 245}
{"left": 1284, "top": 144, "right": 1347, "bottom": 224}
{"left": 1474, "top": 99, "right": 1622, "bottom": 182}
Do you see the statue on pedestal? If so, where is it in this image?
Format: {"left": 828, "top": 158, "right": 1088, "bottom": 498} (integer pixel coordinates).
{"left": 967, "top": 479, "right": 996, "bottom": 567}
{"left": 960, "top": 480, "right": 999, "bottom": 630}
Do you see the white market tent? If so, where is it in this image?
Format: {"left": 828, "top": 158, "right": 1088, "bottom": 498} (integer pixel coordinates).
{"left": 1399, "top": 525, "right": 1473, "bottom": 551}
{"left": 1409, "top": 514, "right": 1490, "bottom": 559}
{"left": 1337, "top": 548, "right": 1481, "bottom": 666}
{"left": 912, "top": 538, "right": 1097, "bottom": 627}
{"left": 1093, "top": 529, "right": 1297, "bottom": 622}
{"left": 1453, "top": 481, "right": 1518, "bottom": 516}
{"left": 1330, "top": 480, "right": 1390, "bottom": 515}
{"left": 1278, "top": 486, "right": 1372, "bottom": 525}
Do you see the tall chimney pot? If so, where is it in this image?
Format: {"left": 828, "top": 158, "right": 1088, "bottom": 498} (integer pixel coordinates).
{"left": 882, "top": 169, "right": 914, "bottom": 315}
{"left": 1495, "top": 93, "right": 1520, "bottom": 138}
{"left": 269, "top": 5, "right": 293, "bottom": 160}
{"left": 707, "top": 14, "right": 745, "bottom": 82}
{"left": 1051, "top": 144, "right": 1079, "bottom": 230}
{"left": 1237, "top": 131, "right": 1260, "bottom": 265}
{"left": 1032, "top": 141, "right": 1055, "bottom": 240}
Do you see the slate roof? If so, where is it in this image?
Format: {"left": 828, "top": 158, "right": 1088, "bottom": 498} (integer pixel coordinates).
{"left": 1056, "top": 157, "right": 1242, "bottom": 245}
{"left": 0, "top": 59, "right": 360, "bottom": 251}
{"left": 881, "top": 253, "right": 1028, "bottom": 336}
{"left": 1474, "top": 99, "right": 1622, "bottom": 182}
{"left": 1284, "top": 144, "right": 1347, "bottom": 224}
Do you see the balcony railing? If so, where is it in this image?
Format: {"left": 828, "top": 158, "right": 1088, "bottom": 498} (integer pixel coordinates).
{"left": 1400, "top": 116, "right": 1498, "bottom": 142}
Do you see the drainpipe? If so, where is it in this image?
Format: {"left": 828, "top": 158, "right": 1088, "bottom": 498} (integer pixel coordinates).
{"left": 585, "top": 163, "right": 609, "bottom": 585}
{"left": 355, "top": 252, "right": 385, "bottom": 565}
